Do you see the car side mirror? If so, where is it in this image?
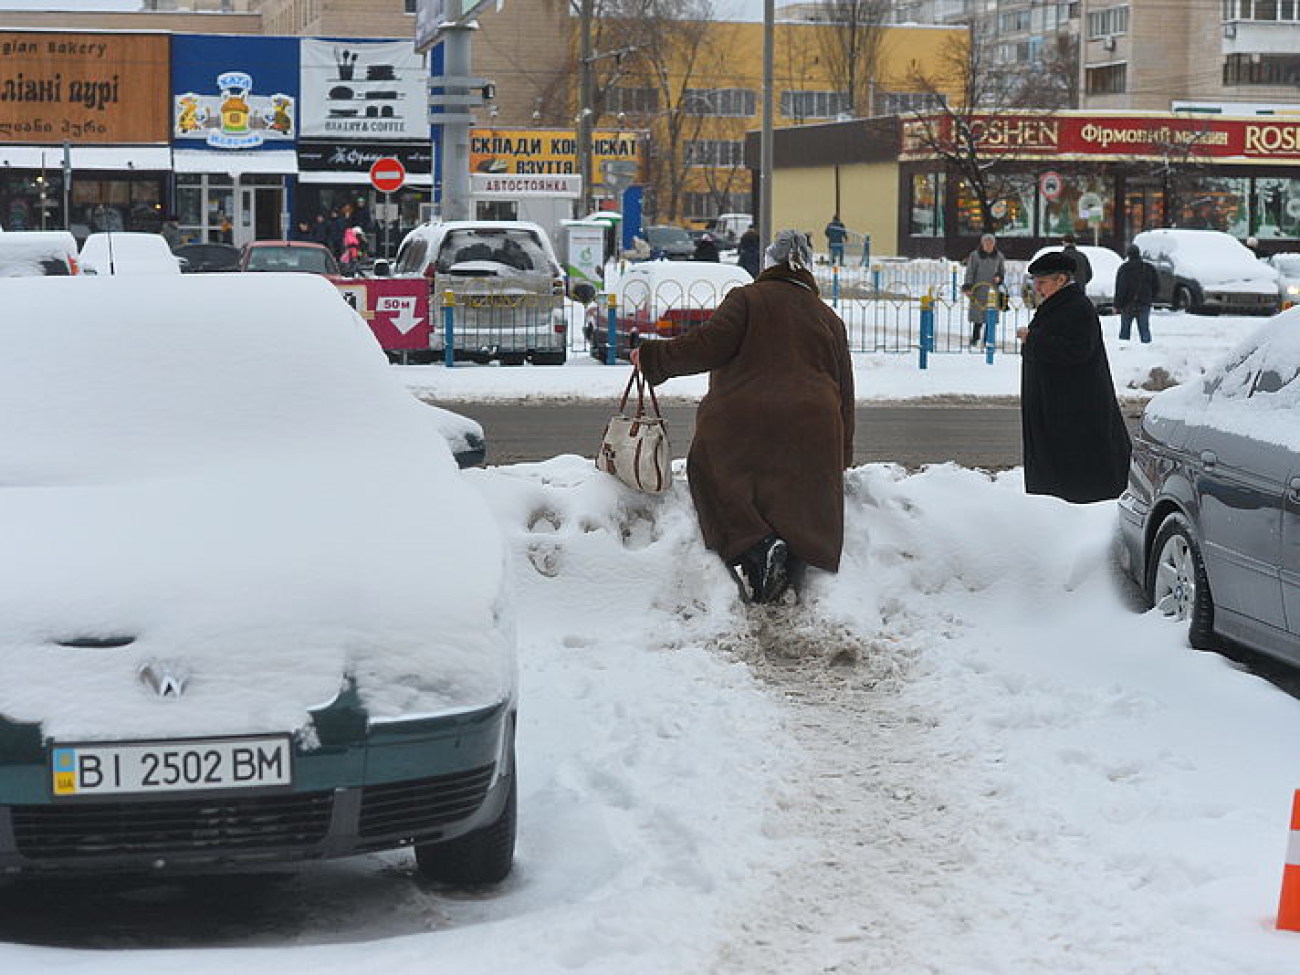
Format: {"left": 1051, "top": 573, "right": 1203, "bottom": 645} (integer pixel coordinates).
{"left": 571, "top": 282, "right": 597, "bottom": 304}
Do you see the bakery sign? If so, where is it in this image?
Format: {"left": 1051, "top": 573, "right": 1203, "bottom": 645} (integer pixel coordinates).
{"left": 0, "top": 32, "right": 169, "bottom": 143}
{"left": 299, "top": 39, "right": 428, "bottom": 140}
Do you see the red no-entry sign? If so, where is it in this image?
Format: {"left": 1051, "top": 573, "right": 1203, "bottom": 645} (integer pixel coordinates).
{"left": 369, "top": 157, "right": 406, "bottom": 193}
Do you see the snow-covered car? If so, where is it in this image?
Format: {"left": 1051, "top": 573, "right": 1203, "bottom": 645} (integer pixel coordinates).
{"left": 1025, "top": 245, "right": 1122, "bottom": 313}
{"left": 0, "top": 273, "right": 516, "bottom": 883}
{"left": 1118, "top": 307, "right": 1300, "bottom": 662}
{"left": 642, "top": 225, "right": 696, "bottom": 261}
{"left": 0, "top": 230, "right": 80, "bottom": 277}
{"left": 1132, "top": 228, "right": 1280, "bottom": 315}
{"left": 79, "top": 231, "right": 184, "bottom": 276}
{"left": 582, "top": 259, "right": 752, "bottom": 361}
{"left": 392, "top": 220, "right": 567, "bottom": 365}
{"left": 1267, "top": 252, "right": 1300, "bottom": 309}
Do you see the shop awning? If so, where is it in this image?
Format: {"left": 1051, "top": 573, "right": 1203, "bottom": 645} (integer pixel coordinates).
{"left": 296, "top": 170, "right": 433, "bottom": 186}
{"left": 173, "top": 149, "right": 299, "bottom": 176}
{"left": 0, "top": 146, "right": 173, "bottom": 171}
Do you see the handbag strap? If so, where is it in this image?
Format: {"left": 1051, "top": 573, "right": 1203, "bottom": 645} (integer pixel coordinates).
{"left": 618, "top": 364, "right": 663, "bottom": 420}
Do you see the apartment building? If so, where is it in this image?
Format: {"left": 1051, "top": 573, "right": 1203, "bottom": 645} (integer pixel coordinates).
{"left": 1081, "top": 0, "right": 1300, "bottom": 111}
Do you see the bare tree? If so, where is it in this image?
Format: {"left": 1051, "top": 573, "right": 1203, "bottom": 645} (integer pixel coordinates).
{"left": 904, "top": 25, "right": 1057, "bottom": 235}
{"left": 815, "top": 0, "right": 891, "bottom": 117}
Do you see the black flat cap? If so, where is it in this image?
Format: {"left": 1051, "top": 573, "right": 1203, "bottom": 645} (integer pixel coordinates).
{"left": 1027, "top": 250, "right": 1077, "bottom": 276}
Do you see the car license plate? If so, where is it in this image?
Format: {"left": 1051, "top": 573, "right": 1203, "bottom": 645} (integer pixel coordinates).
{"left": 51, "top": 736, "right": 292, "bottom": 798}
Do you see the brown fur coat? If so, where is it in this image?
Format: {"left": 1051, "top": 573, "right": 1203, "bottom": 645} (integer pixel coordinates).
{"left": 636, "top": 265, "right": 855, "bottom": 571}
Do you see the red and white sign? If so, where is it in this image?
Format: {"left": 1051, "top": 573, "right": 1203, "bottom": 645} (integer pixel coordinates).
{"left": 338, "top": 277, "right": 431, "bottom": 352}
{"left": 369, "top": 156, "right": 407, "bottom": 193}
{"left": 1039, "top": 170, "right": 1063, "bottom": 201}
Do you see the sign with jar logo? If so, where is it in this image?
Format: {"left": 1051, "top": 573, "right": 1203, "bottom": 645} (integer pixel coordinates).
{"left": 0, "top": 32, "right": 169, "bottom": 144}
{"left": 171, "top": 36, "right": 299, "bottom": 148}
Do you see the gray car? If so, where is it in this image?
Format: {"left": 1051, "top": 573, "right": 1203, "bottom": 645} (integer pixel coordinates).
{"left": 1118, "top": 308, "right": 1300, "bottom": 661}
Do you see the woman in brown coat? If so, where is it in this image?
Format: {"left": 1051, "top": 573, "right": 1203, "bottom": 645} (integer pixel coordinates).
{"left": 632, "top": 230, "right": 855, "bottom": 603}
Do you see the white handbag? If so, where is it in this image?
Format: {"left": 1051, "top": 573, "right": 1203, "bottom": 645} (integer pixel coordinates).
{"left": 596, "top": 366, "right": 671, "bottom": 493}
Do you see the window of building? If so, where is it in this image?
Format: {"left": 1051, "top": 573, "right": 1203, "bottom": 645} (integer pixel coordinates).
{"left": 1086, "top": 63, "right": 1128, "bottom": 95}
{"left": 1225, "top": 0, "right": 1300, "bottom": 18}
{"left": 909, "top": 172, "right": 945, "bottom": 237}
{"left": 607, "top": 87, "right": 660, "bottom": 115}
{"left": 780, "top": 90, "right": 852, "bottom": 120}
{"left": 683, "top": 140, "right": 744, "bottom": 168}
{"left": 1176, "top": 175, "right": 1250, "bottom": 235}
{"left": 1038, "top": 174, "right": 1114, "bottom": 238}
{"left": 683, "top": 192, "right": 748, "bottom": 222}
{"left": 1254, "top": 177, "right": 1300, "bottom": 238}
{"left": 682, "top": 88, "right": 756, "bottom": 117}
{"left": 880, "top": 91, "right": 947, "bottom": 115}
{"left": 1086, "top": 5, "right": 1129, "bottom": 37}
{"left": 404, "top": 0, "right": 416, "bottom": 11}
{"left": 998, "top": 8, "right": 1031, "bottom": 32}
{"left": 1224, "top": 53, "right": 1300, "bottom": 85}
{"left": 955, "top": 175, "right": 1035, "bottom": 237}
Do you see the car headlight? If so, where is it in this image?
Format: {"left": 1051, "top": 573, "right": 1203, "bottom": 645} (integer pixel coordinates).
{"left": 1287, "top": 284, "right": 1300, "bottom": 295}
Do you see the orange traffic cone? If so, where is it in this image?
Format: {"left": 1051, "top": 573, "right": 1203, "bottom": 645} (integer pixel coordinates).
{"left": 1278, "top": 790, "right": 1300, "bottom": 931}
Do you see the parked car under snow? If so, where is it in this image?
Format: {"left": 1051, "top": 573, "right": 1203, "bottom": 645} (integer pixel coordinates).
{"left": 0, "top": 273, "right": 516, "bottom": 883}
{"left": 1132, "top": 228, "right": 1280, "bottom": 315}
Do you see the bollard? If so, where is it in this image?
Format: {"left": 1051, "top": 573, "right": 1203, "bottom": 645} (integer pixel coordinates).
{"left": 831, "top": 263, "right": 840, "bottom": 308}
{"left": 606, "top": 291, "right": 618, "bottom": 366}
{"left": 919, "top": 291, "right": 934, "bottom": 370}
{"left": 984, "top": 302, "right": 998, "bottom": 365}
{"left": 442, "top": 289, "right": 456, "bottom": 368}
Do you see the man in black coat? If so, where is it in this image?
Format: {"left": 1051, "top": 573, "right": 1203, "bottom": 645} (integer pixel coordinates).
{"left": 1015, "top": 251, "right": 1131, "bottom": 503}
{"left": 1060, "top": 235, "right": 1093, "bottom": 288}
{"left": 1114, "top": 243, "right": 1159, "bottom": 343}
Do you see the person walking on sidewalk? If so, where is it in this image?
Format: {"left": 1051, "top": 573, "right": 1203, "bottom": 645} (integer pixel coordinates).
{"left": 1114, "top": 243, "right": 1159, "bottom": 344}
{"left": 962, "top": 233, "right": 1006, "bottom": 347}
{"left": 825, "top": 214, "right": 847, "bottom": 266}
{"left": 631, "top": 230, "right": 855, "bottom": 605}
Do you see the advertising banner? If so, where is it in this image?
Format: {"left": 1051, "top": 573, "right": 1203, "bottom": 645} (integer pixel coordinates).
{"left": 470, "top": 127, "right": 640, "bottom": 186}
{"left": 172, "top": 36, "right": 299, "bottom": 148}
{"left": 298, "top": 141, "right": 432, "bottom": 176}
{"left": 300, "top": 39, "right": 428, "bottom": 141}
{"left": 901, "top": 112, "right": 1300, "bottom": 164}
{"left": 0, "top": 32, "right": 170, "bottom": 144}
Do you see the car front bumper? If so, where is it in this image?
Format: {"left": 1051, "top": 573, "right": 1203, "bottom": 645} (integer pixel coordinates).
{"left": 0, "top": 702, "right": 514, "bottom": 874}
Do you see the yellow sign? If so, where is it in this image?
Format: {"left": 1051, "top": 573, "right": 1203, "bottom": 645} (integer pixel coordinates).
{"left": 470, "top": 127, "right": 639, "bottom": 185}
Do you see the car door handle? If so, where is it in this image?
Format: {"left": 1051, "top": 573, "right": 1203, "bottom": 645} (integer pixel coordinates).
{"left": 1200, "top": 450, "right": 1218, "bottom": 469}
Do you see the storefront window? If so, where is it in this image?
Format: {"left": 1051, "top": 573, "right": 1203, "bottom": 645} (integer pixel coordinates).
{"left": 175, "top": 174, "right": 234, "bottom": 245}
{"left": 1, "top": 173, "right": 63, "bottom": 232}
{"left": 1253, "top": 177, "right": 1300, "bottom": 239}
{"left": 956, "top": 175, "right": 1034, "bottom": 237}
{"left": 909, "top": 172, "right": 944, "bottom": 237}
{"left": 70, "top": 178, "right": 163, "bottom": 237}
{"left": 1175, "top": 176, "right": 1249, "bottom": 236}
{"left": 1039, "top": 173, "right": 1114, "bottom": 239}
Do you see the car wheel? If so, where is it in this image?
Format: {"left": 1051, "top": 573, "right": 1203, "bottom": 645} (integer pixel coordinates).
{"left": 500, "top": 352, "right": 527, "bottom": 366}
{"left": 1172, "top": 284, "right": 1194, "bottom": 313}
{"left": 530, "top": 350, "right": 567, "bottom": 366}
{"left": 414, "top": 763, "right": 516, "bottom": 887}
{"left": 1146, "top": 513, "right": 1215, "bottom": 649}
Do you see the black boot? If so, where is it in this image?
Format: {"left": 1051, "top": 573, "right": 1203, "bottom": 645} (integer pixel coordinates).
{"left": 737, "top": 535, "right": 789, "bottom": 604}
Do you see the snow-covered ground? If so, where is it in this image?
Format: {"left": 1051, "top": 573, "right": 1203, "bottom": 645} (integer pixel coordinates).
{"left": 6, "top": 308, "right": 1300, "bottom": 974}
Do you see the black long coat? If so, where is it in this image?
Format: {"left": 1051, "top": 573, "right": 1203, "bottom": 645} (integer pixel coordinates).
{"left": 636, "top": 265, "right": 855, "bottom": 571}
{"left": 1020, "top": 282, "right": 1131, "bottom": 503}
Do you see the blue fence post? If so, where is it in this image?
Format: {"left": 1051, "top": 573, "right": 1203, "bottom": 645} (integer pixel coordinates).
{"left": 831, "top": 263, "right": 840, "bottom": 308}
{"left": 984, "top": 302, "right": 997, "bottom": 365}
{"left": 442, "top": 289, "right": 456, "bottom": 367}
{"left": 951, "top": 266, "right": 960, "bottom": 301}
{"left": 606, "top": 291, "right": 618, "bottom": 366}
{"left": 872, "top": 263, "right": 881, "bottom": 294}
{"left": 919, "top": 291, "right": 934, "bottom": 370}
{"left": 861, "top": 233, "right": 871, "bottom": 267}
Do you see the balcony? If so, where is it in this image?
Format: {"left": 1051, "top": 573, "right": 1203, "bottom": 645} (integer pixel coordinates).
{"left": 1222, "top": 18, "right": 1300, "bottom": 56}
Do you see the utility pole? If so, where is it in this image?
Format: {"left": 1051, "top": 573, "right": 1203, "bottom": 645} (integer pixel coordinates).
{"left": 760, "top": 0, "right": 774, "bottom": 248}
{"left": 578, "top": 0, "right": 595, "bottom": 216}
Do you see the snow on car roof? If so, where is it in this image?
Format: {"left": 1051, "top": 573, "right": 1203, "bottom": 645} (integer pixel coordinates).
{"left": 0, "top": 274, "right": 511, "bottom": 741}
{"left": 80, "top": 231, "right": 181, "bottom": 275}
{"left": 1134, "top": 228, "right": 1278, "bottom": 285}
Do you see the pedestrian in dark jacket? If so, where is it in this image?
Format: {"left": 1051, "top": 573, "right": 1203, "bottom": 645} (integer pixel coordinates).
{"left": 1060, "top": 235, "right": 1093, "bottom": 288}
{"left": 737, "top": 227, "right": 761, "bottom": 277}
{"left": 1114, "top": 243, "right": 1159, "bottom": 343}
{"left": 825, "top": 214, "right": 848, "bottom": 265}
{"left": 632, "top": 230, "right": 855, "bottom": 604}
{"left": 1015, "top": 251, "right": 1131, "bottom": 503}
{"left": 693, "top": 233, "right": 720, "bottom": 262}
{"left": 963, "top": 234, "right": 1006, "bottom": 346}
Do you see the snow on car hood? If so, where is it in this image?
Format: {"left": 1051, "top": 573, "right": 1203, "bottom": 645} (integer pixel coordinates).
{"left": 0, "top": 274, "right": 513, "bottom": 744}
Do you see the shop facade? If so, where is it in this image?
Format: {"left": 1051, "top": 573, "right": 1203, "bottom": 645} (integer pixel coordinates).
{"left": 0, "top": 31, "right": 171, "bottom": 240}
{"left": 898, "top": 112, "right": 1300, "bottom": 259}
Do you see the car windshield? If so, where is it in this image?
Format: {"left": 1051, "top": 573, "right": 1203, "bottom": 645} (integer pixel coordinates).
{"left": 246, "top": 245, "right": 337, "bottom": 274}
{"left": 435, "top": 228, "right": 548, "bottom": 273}
{"left": 646, "top": 226, "right": 692, "bottom": 247}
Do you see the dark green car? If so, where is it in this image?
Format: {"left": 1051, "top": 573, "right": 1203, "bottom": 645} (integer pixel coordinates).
{"left": 0, "top": 273, "right": 517, "bottom": 885}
